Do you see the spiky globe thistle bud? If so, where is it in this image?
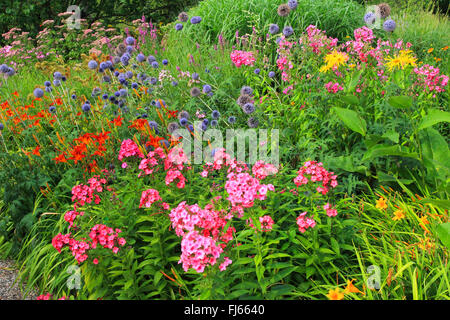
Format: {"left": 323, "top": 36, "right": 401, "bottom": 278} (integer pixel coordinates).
{"left": 277, "top": 4, "right": 291, "bottom": 17}
{"left": 378, "top": 3, "right": 391, "bottom": 19}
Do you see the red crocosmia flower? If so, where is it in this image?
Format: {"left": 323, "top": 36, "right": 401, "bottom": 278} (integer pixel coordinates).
{"left": 12, "top": 91, "right": 19, "bottom": 97}
{"left": 69, "top": 144, "right": 87, "bottom": 163}
{"left": 94, "top": 131, "right": 111, "bottom": 145}
{"left": 32, "top": 146, "right": 41, "bottom": 156}
{"left": 54, "top": 98, "right": 63, "bottom": 106}
{"left": 53, "top": 153, "right": 68, "bottom": 163}
{"left": 166, "top": 109, "right": 179, "bottom": 119}
{"left": 76, "top": 133, "right": 93, "bottom": 146}
{"left": 111, "top": 115, "right": 123, "bottom": 127}
{"left": 129, "top": 119, "right": 148, "bottom": 132}
{"left": 146, "top": 133, "right": 164, "bottom": 150}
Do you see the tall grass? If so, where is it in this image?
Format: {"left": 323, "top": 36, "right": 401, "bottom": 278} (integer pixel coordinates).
{"left": 166, "top": 0, "right": 365, "bottom": 44}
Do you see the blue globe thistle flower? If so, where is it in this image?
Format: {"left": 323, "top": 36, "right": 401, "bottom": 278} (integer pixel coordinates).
{"left": 211, "top": 110, "right": 220, "bottom": 119}
{"left": 383, "top": 19, "right": 396, "bottom": 32}
{"left": 132, "top": 82, "right": 138, "bottom": 89}
{"left": 276, "top": 37, "right": 282, "bottom": 44}
{"left": 126, "top": 45, "right": 134, "bottom": 54}
{"left": 243, "top": 103, "right": 255, "bottom": 114}
{"left": 141, "top": 113, "right": 148, "bottom": 118}
{"left": 118, "top": 100, "right": 125, "bottom": 107}
{"left": 202, "top": 118, "right": 209, "bottom": 126}
{"left": 114, "top": 91, "right": 121, "bottom": 97}
{"left": 211, "top": 119, "right": 218, "bottom": 127}
{"left": 53, "top": 71, "right": 62, "bottom": 79}
{"left": 0, "top": 123, "right": 4, "bottom": 130}
{"left": 283, "top": 26, "right": 294, "bottom": 37}
{"left": 114, "top": 71, "right": 120, "bottom": 77}
{"left": 126, "top": 36, "right": 135, "bottom": 45}
{"left": 175, "top": 23, "right": 183, "bottom": 31}
{"left": 45, "top": 86, "right": 53, "bottom": 93}
{"left": 99, "top": 62, "right": 108, "bottom": 70}
{"left": 103, "top": 75, "right": 111, "bottom": 83}
{"left": 288, "top": 0, "right": 298, "bottom": 9}
{"left": 190, "top": 16, "right": 202, "bottom": 24}
{"left": 82, "top": 104, "right": 91, "bottom": 112}
{"left": 109, "top": 96, "right": 116, "bottom": 102}
{"left": 241, "top": 86, "right": 253, "bottom": 96}
{"left": 207, "top": 92, "right": 214, "bottom": 97}
{"left": 192, "top": 72, "right": 200, "bottom": 80}
{"left": 6, "top": 68, "right": 15, "bottom": 76}
{"left": 160, "top": 139, "right": 169, "bottom": 148}
{"left": 33, "top": 88, "right": 44, "bottom": 98}
{"left": 120, "top": 56, "right": 129, "bottom": 66}
{"left": 91, "top": 87, "right": 101, "bottom": 96}
{"left": 0, "top": 64, "right": 8, "bottom": 73}
{"left": 167, "top": 122, "right": 180, "bottom": 134}
{"left": 44, "top": 81, "right": 51, "bottom": 87}
{"left": 126, "top": 71, "right": 134, "bottom": 79}
{"left": 88, "top": 60, "right": 98, "bottom": 70}
{"left": 364, "top": 12, "right": 376, "bottom": 25}
{"left": 85, "top": 100, "right": 91, "bottom": 105}
{"left": 203, "top": 84, "right": 212, "bottom": 93}
{"left": 179, "top": 118, "right": 188, "bottom": 126}
{"left": 119, "top": 88, "right": 128, "bottom": 97}
{"left": 172, "top": 81, "right": 178, "bottom": 87}
{"left": 156, "top": 99, "right": 166, "bottom": 108}
{"left": 228, "top": 116, "right": 236, "bottom": 124}
{"left": 162, "top": 59, "right": 168, "bottom": 65}
{"left": 53, "top": 79, "right": 61, "bottom": 87}
{"left": 254, "top": 68, "right": 261, "bottom": 75}
{"left": 147, "top": 55, "right": 156, "bottom": 63}
{"left": 99, "top": 68, "right": 104, "bottom": 73}
{"left": 150, "top": 77, "right": 158, "bottom": 85}
{"left": 148, "top": 120, "right": 158, "bottom": 131}
{"left": 137, "top": 53, "right": 146, "bottom": 62}
{"left": 269, "top": 24, "right": 279, "bottom": 35}
{"left": 71, "top": 94, "right": 77, "bottom": 99}
{"left": 188, "top": 124, "right": 194, "bottom": 132}
{"left": 205, "top": 68, "right": 210, "bottom": 73}
{"left": 151, "top": 61, "right": 159, "bottom": 68}
{"left": 61, "top": 76, "right": 66, "bottom": 82}
{"left": 49, "top": 106, "right": 56, "bottom": 113}
{"left": 102, "top": 94, "right": 109, "bottom": 100}
{"left": 247, "top": 117, "right": 259, "bottom": 128}
{"left": 268, "top": 71, "right": 276, "bottom": 78}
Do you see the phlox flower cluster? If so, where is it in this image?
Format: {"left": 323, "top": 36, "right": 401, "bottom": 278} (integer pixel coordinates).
{"left": 252, "top": 160, "right": 279, "bottom": 180}
{"left": 248, "top": 215, "right": 275, "bottom": 233}
{"left": 139, "top": 188, "right": 169, "bottom": 210}
{"left": 64, "top": 210, "right": 84, "bottom": 229}
{"left": 230, "top": 50, "right": 256, "bottom": 68}
{"left": 89, "top": 224, "right": 126, "bottom": 254}
{"left": 52, "top": 233, "right": 90, "bottom": 263}
{"left": 325, "top": 81, "right": 344, "bottom": 94}
{"left": 323, "top": 203, "right": 338, "bottom": 217}
{"left": 293, "top": 160, "right": 338, "bottom": 195}
{"left": 71, "top": 175, "right": 107, "bottom": 209}
{"left": 170, "top": 200, "right": 235, "bottom": 273}
{"left": 138, "top": 147, "right": 166, "bottom": 176}
{"left": 303, "top": 25, "right": 338, "bottom": 54}
{"left": 118, "top": 139, "right": 144, "bottom": 161}
{"left": 413, "top": 64, "right": 448, "bottom": 93}
{"left": 296, "top": 212, "right": 316, "bottom": 233}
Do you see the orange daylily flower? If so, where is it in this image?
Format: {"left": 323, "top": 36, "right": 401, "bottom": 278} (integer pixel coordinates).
{"left": 344, "top": 279, "right": 365, "bottom": 295}
{"left": 376, "top": 197, "right": 388, "bottom": 210}
{"left": 327, "top": 288, "right": 345, "bottom": 300}
{"left": 32, "top": 146, "right": 41, "bottom": 156}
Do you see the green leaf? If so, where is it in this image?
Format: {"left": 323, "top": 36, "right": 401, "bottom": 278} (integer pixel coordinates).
{"left": 362, "top": 144, "right": 419, "bottom": 162}
{"left": 419, "top": 128, "right": 450, "bottom": 176}
{"left": 340, "top": 95, "right": 359, "bottom": 106}
{"left": 436, "top": 223, "right": 450, "bottom": 249}
{"left": 332, "top": 107, "right": 367, "bottom": 136}
{"left": 382, "top": 130, "right": 399, "bottom": 144}
{"left": 418, "top": 109, "right": 450, "bottom": 131}
{"left": 418, "top": 198, "right": 450, "bottom": 210}
{"left": 387, "top": 96, "right": 413, "bottom": 108}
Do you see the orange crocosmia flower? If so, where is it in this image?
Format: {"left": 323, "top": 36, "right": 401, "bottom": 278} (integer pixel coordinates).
{"left": 419, "top": 215, "right": 430, "bottom": 226}
{"left": 68, "top": 144, "right": 87, "bottom": 163}
{"left": 427, "top": 48, "right": 434, "bottom": 53}
{"left": 54, "top": 98, "right": 63, "bottom": 106}
{"left": 327, "top": 288, "right": 345, "bottom": 300}
{"left": 146, "top": 133, "right": 164, "bottom": 150}
{"left": 12, "top": 91, "right": 19, "bottom": 97}
{"left": 53, "top": 153, "right": 68, "bottom": 163}
{"left": 32, "top": 146, "right": 41, "bottom": 156}
{"left": 111, "top": 115, "right": 123, "bottom": 127}
{"left": 376, "top": 197, "right": 388, "bottom": 210}
{"left": 94, "top": 131, "right": 111, "bottom": 145}
{"left": 129, "top": 119, "right": 149, "bottom": 131}
{"left": 344, "top": 279, "right": 365, "bottom": 295}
